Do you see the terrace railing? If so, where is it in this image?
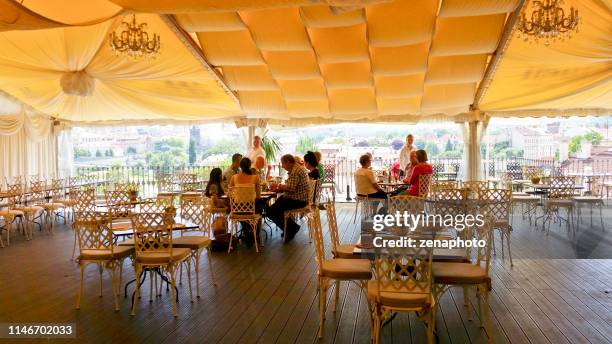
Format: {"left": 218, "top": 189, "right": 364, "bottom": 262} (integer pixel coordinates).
{"left": 75, "top": 157, "right": 611, "bottom": 199}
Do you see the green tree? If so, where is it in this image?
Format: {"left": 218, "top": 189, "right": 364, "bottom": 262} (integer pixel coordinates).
{"left": 188, "top": 139, "right": 197, "bottom": 165}
{"left": 296, "top": 136, "right": 318, "bottom": 154}
{"left": 146, "top": 138, "right": 188, "bottom": 168}
{"left": 95, "top": 149, "right": 102, "bottom": 158}
{"left": 74, "top": 147, "right": 90, "bottom": 158}
{"left": 445, "top": 139, "right": 453, "bottom": 152}
{"left": 568, "top": 136, "right": 582, "bottom": 154}
{"left": 584, "top": 131, "right": 603, "bottom": 145}
{"left": 127, "top": 146, "right": 137, "bottom": 155}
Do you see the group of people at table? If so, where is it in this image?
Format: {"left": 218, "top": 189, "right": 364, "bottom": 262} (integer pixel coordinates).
{"left": 201, "top": 135, "right": 322, "bottom": 243}
{"left": 355, "top": 134, "right": 432, "bottom": 199}
{"left": 199, "top": 134, "right": 431, "bottom": 244}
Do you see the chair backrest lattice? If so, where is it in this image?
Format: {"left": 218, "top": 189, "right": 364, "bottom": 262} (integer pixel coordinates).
{"left": 590, "top": 176, "right": 604, "bottom": 197}
{"left": 311, "top": 208, "right": 327, "bottom": 268}
{"left": 473, "top": 219, "right": 494, "bottom": 274}
{"left": 50, "top": 179, "right": 66, "bottom": 200}
{"left": 497, "top": 172, "right": 513, "bottom": 190}
{"left": 229, "top": 185, "right": 256, "bottom": 215}
{"left": 418, "top": 173, "right": 432, "bottom": 198}
{"left": 29, "top": 180, "right": 46, "bottom": 203}
{"left": 6, "top": 183, "right": 24, "bottom": 207}
{"left": 74, "top": 211, "right": 113, "bottom": 253}
{"left": 549, "top": 176, "right": 576, "bottom": 199}
{"left": 323, "top": 164, "right": 335, "bottom": 184}
{"left": 430, "top": 188, "right": 465, "bottom": 218}
{"left": 70, "top": 189, "right": 96, "bottom": 212}
{"left": 388, "top": 195, "right": 424, "bottom": 216}
{"left": 179, "top": 194, "right": 211, "bottom": 237}
{"left": 139, "top": 198, "right": 176, "bottom": 215}
{"left": 522, "top": 166, "right": 543, "bottom": 179}
{"left": 179, "top": 173, "right": 197, "bottom": 184}
{"left": 483, "top": 189, "right": 511, "bottom": 224}
{"left": 371, "top": 246, "right": 433, "bottom": 297}
{"left": 131, "top": 212, "right": 175, "bottom": 256}
{"left": 310, "top": 179, "right": 322, "bottom": 207}
{"left": 105, "top": 191, "right": 132, "bottom": 218}
{"left": 114, "top": 183, "right": 138, "bottom": 193}
{"left": 323, "top": 202, "right": 339, "bottom": 253}
{"left": 462, "top": 181, "right": 489, "bottom": 194}
{"left": 157, "top": 173, "right": 175, "bottom": 193}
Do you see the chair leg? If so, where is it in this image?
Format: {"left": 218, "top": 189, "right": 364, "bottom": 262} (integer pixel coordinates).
{"left": 110, "top": 263, "right": 120, "bottom": 312}
{"left": 463, "top": 286, "right": 472, "bottom": 320}
{"left": 228, "top": 222, "right": 236, "bottom": 253}
{"left": 169, "top": 265, "right": 179, "bottom": 317}
{"left": 482, "top": 286, "right": 493, "bottom": 343}
{"left": 76, "top": 263, "right": 85, "bottom": 309}
{"left": 333, "top": 280, "right": 340, "bottom": 312}
{"left": 353, "top": 200, "right": 359, "bottom": 223}
{"left": 186, "top": 260, "right": 194, "bottom": 303}
{"left": 599, "top": 204, "right": 605, "bottom": 231}
{"left": 131, "top": 265, "right": 142, "bottom": 316}
{"left": 149, "top": 270, "right": 154, "bottom": 302}
{"left": 426, "top": 308, "right": 436, "bottom": 344}
{"left": 252, "top": 220, "right": 259, "bottom": 253}
{"left": 318, "top": 278, "right": 326, "bottom": 339}
{"left": 118, "top": 262, "right": 123, "bottom": 296}
{"left": 506, "top": 230, "right": 514, "bottom": 267}
{"left": 98, "top": 263, "right": 104, "bottom": 297}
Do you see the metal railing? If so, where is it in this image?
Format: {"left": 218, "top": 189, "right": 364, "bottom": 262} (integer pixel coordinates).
{"left": 75, "top": 157, "right": 611, "bottom": 199}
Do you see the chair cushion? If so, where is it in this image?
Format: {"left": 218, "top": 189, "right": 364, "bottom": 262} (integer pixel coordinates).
{"left": 117, "top": 238, "right": 134, "bottom": 246}
{"left": 79, "top": 245, "right": 134, "bottom": 260}
{"left": 367, "top": 280, "right": 431, "bottom": 309}
{"left": 111, "top": 219, "right": 132, "bottom": 230}
{"left": 433, "top": 262, "right": 489, "bottom": 285}
{"left": 173, "top": 236, "right": 211, "bottom": 249}
{"left": 333, "top": 243, "right": 357, "bottom": 259}
{"left": 20, "top": 206, "right": 44, "bottom": 214}
{"left": 321, "top": 258, "right": 372, "bottom": 280}
{"left": 41, "top": 202, "right": 64, "bottom": 210}
{"left": 136, "top": 248, "right": 191, "bottom": 264}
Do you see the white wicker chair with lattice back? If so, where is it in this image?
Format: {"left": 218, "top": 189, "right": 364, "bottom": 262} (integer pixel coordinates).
{"left": 573, "top": 176, "right": 605, "bottom": 231}
{"left": 74, "top": 210, "right": 134, "bottom": 311}
{"left": 324, "top": 201, "right": 358, "bottom": 259}
{"left": 0, "top": 183, "right": 27, "bottom": 245}
{"left": 49, "top": 178, "right": 74, "bottom": 224}
{"left": 369, "top": 245, "right": 436, "bottom": 344}
{"left": 353, "top": 174, "right": 385, "bottom": 224}
{"left": 18, "top": 181, "right": 46, "bottom": 239}
{"left": 130, "top": 211, "right": 193, "bottom": 317}
{"left": 417, "top": 173, "right": 432, "bottom": 198}
{"left": 173, "top": 194, "right": 216, "bottom": 298}
{"left": 70, "top": 188, "right": 97, "bottom": 260}
{"left": 311, "top": 206, "right": 372, "bottom": 339}
{"left": 542, "top": 176, "right": 576, "bottom": 235}
{"left": 283, "top": 178, "right": 320, "bottom": 243}
{"left": 432, "top": 219, "right": 494, "bottom": 339}
{"left": 483, "top": 188, "right": 514, "bottom": 266}
{"left": 31, "top": 180, "right": 65, "bottom": 233}
{"left": 228, "top": 184, "right": 261, "bottom": 253}
{"left": 105, "top": 190, "right": 134, "bottom": 234}
{"left": 320, "top": 163, "right": 336, "bottom": 203}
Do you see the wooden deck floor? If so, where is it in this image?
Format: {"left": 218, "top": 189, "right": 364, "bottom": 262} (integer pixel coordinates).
{"left": 0, "top": 203, "right": 611, "bottom": 344}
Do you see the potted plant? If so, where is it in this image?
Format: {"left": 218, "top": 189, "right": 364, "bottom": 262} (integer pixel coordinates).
{"left": 126, "top": 184, "right": 139, "bottom": 201}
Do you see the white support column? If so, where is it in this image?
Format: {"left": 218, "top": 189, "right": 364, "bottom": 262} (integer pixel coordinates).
{"left": 462, "top": 111, "right": 489, "bottom": 181}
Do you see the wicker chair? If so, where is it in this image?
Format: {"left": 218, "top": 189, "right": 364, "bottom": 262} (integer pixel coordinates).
{"left": 283, "top": 179, "right": 321, "bottom": 243}
{"left": 228, "top": 184, "right": 261, "bottom": 252}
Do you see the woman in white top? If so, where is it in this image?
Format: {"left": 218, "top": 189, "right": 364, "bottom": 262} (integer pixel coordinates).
{"left": 354, "top": 154, "right": 387, "bottom": 199}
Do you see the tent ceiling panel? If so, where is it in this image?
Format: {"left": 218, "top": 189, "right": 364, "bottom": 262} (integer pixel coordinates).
{"left": 430, "top": 14, "right": 507, "bottom": 56}
{"left": 299, "top": 5, "right": 366, "bottom": 28}
{"left": 238, "top": 90, "right": 287, "bottom": 113}
{"left": 365, "top": 0, "right": 438, "bottom": 47}
{"left": 182, "top": 0, "right": 520, "bottom": 121}
{"left": 439, "top": 0, "right": 519, "bottom": 17}
{"left": 175, "top": 13, "right": 246, "bottom": 32}
{"left": 278, "top": 79, "right": 327, "bottom": 100}
{"left": 425, "top": 54, "right": 488, "bottom": 85}
{"left": 480, "top": 0, "right": 612, "bottom": 117}
{"left": 374, "top": 75, "right": 425, "bottom": 98}
{"left": 222, "top": 65, "right": 279, "bottom": 91}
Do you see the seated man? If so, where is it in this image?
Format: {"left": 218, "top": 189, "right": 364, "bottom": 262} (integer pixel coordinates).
{"left": 267, "top": 154, "right": 311, "bottom": 242}
{"left": 355, "top": 154, "right": 387, "bottom": 199}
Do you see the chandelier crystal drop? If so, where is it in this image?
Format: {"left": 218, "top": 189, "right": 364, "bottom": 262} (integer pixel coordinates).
{"left": 109, "top": 15, "right": 160, "bottom": 59}
{"left": 517, "top": 0, "right": 579, "bottom": 45}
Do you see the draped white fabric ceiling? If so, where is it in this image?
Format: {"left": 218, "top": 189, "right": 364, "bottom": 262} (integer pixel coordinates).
{"left": 0, "top": 0, "right": 609, "bottom": 125}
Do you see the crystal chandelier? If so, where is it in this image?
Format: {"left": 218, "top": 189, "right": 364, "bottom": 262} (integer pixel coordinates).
{"left": 517, "top": 0, "right": 579, "bottom": 45}
{"left": 109, "top": 15, "right": 160, "bottom": 59}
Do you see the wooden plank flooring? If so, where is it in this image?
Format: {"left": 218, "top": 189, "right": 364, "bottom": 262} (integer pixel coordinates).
{"left": 0, "top": 203, "right": 611, "bottom": 343}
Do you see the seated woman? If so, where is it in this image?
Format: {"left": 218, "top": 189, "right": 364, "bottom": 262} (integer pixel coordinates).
{"left": 205, "top": 168, "right": 228, "bottom": 208}
{"left": 304, "top": 151, "right": 320, "bottom": 180}
{"left": 406, "top": 149, "right": 433, "bottom": 197}
{"left": 355, "top": 154, "right": 387, "bottom": 199}
{"left": 229, "top": 158, "right": 262, "bottom": 246}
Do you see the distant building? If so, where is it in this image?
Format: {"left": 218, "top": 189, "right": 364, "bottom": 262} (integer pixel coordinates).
{"left": 511, "top": 127, "right": 557, "bottom": 160}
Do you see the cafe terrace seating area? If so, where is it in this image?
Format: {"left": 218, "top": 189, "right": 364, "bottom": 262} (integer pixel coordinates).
{"left": 0, "top": 0, "right": 611, "bottom": 343}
